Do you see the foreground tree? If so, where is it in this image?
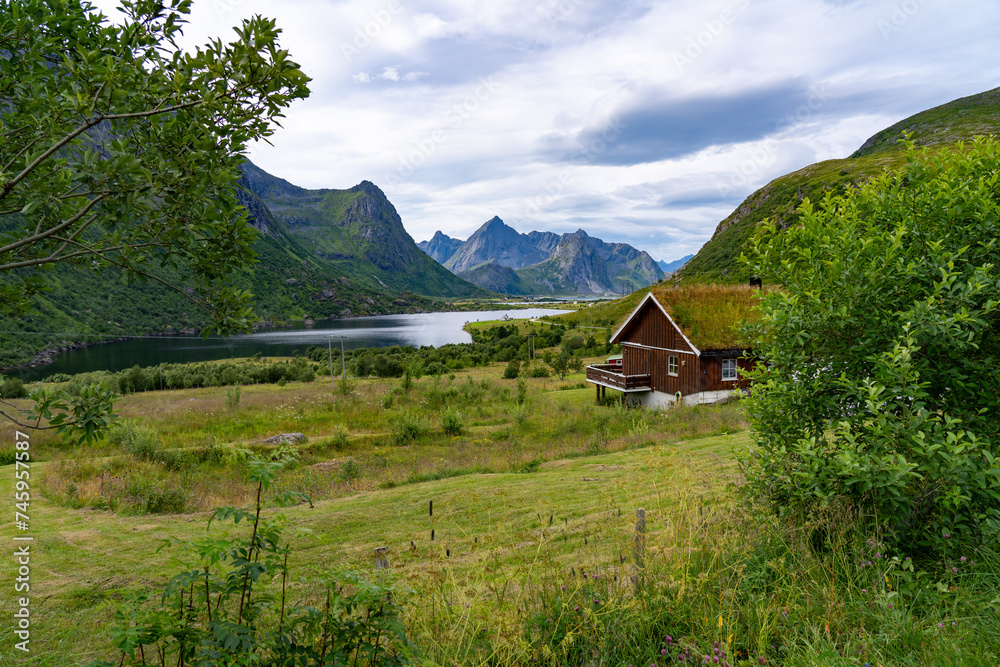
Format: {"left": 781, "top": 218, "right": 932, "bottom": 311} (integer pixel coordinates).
{"left": 0, "top": 0, "right": 310, "bottom": 438}
{"left": 742, "top": 137, "right": 1000, "bottom": 554}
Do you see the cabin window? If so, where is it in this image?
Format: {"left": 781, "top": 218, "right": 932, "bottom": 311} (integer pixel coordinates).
{"left": 668, "top": 355, "right": 678, "bottom": 376}
{"left": 722, "top": 359, "right": 738, "bottom": 381}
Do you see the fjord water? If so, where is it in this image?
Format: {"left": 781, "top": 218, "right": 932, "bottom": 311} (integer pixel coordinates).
{"left": 13, "top": 308, "right": 567, "bottom": 382}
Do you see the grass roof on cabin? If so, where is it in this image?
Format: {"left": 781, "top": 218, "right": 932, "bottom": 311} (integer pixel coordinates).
{"left": 620, "top": 284, "right": 763, "bottom": 350}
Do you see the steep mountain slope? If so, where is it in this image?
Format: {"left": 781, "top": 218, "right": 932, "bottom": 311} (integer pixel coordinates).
{"left": 457, "top": 262, "right": 527, "bottom": 295}
{"left": 444, "top": 216, "right": 550, "bottom": 273}
{"left": 679, "top": 87, "right": 1000, "bottom": 283}
{"left": 0, "top": 165, "right": 487, "bottom": 369}
{"left": 517, "top": 232, "right": 612, "bottom": 294}
{"left": 431, "top": 218, "right": 664, "bottom": 295}
{"left": 516, "top": 230, "right": 664, "bottom": 295}
{"left": 418, "top": 231, "right": 463, "bottom": 264}
{"left": 239, "top": 163, "right": 487, "bottom": 298}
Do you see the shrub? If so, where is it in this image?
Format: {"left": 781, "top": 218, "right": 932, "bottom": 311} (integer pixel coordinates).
{"left": 337, "top": 456, "right": 361, "bottom": 482}
{"left": 502, "top": 359, "right": 520, "bottom": 379}
{"left": 743, "top": 137, "right": 1000, "bottom": 555}
{"left": 108, "top": 420, "right": 160, "bottom": 460}
{"left": 394, "top": 416, "right": 423, "bottom": 445}
{"left": 516, "top": 378, "right": 528, "bottom": 406}
{"left": 224, "top": 382, "right": 241, "bottom": 411}
{"left": 425, "top": 361, "right": 448, "bottom": 376}
{"left": 144, "top": 488, "right": 187, "bottom": 514}
{"left": 441, "top": 408, "right": 463, "bottom": 435}
{"left": 528, "top": 365, "right": 550, "bottom": 378}
{"left": 0, "top": 376, "right": 27, "bottom": 399}
{"left": 326, "top": 428, "right": 351, "bottom": 451}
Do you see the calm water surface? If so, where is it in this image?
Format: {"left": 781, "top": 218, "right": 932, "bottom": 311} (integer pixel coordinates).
{"left": 12, "top": 309, "right": 567, "bottom": 381}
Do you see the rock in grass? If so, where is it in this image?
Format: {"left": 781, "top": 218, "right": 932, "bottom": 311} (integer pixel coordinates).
{"left": 262, "top": 433, "right": 306, "bottom": 444}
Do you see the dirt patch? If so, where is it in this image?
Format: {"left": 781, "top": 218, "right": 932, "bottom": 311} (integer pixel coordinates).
{"left": 311, "top": 460, "right": 342, "bottom": 472}
{"left": 131, "top": 523, "right": 162, "bottom": 532}
{"left": 60, "top": 529, "right": 101, "bottom": 545}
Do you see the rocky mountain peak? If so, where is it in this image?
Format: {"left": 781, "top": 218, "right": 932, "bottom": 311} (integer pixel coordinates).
{"left": 351, "top": 180, "right": 386, "bottom": 199}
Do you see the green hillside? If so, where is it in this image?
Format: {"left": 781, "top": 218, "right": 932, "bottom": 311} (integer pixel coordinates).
{"left": 679, "top": 87, "right": 1000, "bottom": 283}
{"left": 239, "top": 164, "right": 489, "bottom": 299}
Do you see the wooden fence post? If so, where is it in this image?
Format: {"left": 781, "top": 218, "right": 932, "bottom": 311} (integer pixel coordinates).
{"left": 632, "top": 508, "right": 646, "bottom": 590}
{"left": 374, "top": 546, "right": 390, "bottom": 570}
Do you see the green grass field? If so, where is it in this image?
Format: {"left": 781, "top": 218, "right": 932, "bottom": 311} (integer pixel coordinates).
{"left": 2, "top": 361, "right": 999, "bottom": 666}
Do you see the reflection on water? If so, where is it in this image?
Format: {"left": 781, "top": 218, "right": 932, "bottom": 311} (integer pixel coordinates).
{"left": 12, "top": 309, "right": 568, "bottom": 381}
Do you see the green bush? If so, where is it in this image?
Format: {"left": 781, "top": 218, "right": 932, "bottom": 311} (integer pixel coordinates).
{"left": 528, "top": 365, "right": 550, "bottom": 378}
{"left": 337, "top": 456, "right": 361, "bottom": 482}
{"left": 502, "top": 359, "right": 520, "bottom": 379}
{"left": 330, "top": 428, "right": 350, "bottom": 450}
{"left": 743, "top": 137, "right": 1000, "bottom": 555}
{"left": 224, "top": 382, "right": 241, "bottom": 410}
{"left": 0, "top": 376, "right": 27, "bottom": 399}
{"left": 441, "top": 408, "right": 463, "bottom": 435}
{"left": 394, "top": 416, "right": 423, "bottom": 445}
{"left": 425, "top": 361, "right": 448, "bottom": 376}
{"left": 108, "top": 420, "right": 160, "bottom": 460}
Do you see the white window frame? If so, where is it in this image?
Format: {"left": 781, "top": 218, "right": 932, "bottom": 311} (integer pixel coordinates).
{"left": 722, "top": 358, "right": 738, "bottom": 382}
{"left": 667, "top": 355, "right": 679, "bottom": 376}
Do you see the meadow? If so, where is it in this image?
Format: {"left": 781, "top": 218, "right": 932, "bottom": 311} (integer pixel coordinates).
{"left": 2, "top": 355, "right": 999, "bottom": 666}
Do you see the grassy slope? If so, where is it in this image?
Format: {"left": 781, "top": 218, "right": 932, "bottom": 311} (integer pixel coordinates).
{"left": 678, "top": 86, "right": 1000, "bottom": 283}
{"left": 0, "top": 435, "right": 739, "bottom": 664}
{"left": 542, "top": 291, "right": 648, "bottom": 331}
{"left": 3, "top": 365, "right": 999, "bottom": 665}
{"left": 0, "top": 363, "right": 747, "bottom": 664}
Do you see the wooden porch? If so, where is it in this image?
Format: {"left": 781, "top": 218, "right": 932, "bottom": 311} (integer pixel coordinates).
{"left": 586, "top": 364, "right": 651, "bottom": 402}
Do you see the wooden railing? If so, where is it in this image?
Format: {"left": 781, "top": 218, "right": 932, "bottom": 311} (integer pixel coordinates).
{"left": 586, "top": 364, "right": 651, "bottom": 390}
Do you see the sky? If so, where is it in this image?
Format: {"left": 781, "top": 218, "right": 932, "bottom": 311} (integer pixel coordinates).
{"left": 92, "top": 0, "right": 1000, "bottom": 262}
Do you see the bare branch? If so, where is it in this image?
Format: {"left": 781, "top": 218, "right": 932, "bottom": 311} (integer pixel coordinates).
{"left": 0, "top": 403, "right": 61, "bottom": 431}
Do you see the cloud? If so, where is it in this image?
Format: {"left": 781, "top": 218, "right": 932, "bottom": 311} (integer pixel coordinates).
{"left": 536, "top": 80, "right": 820, "bottom": 166}
{"left": 351, "top": 66, "right": 430, "bottom": 84}
{"left": 146, "top": 0, "right": 1000, "bottom": 265}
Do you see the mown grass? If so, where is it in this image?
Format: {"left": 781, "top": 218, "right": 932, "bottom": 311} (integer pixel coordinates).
{"left": 4, "top": 430, "right": 1000, "bottom": 666}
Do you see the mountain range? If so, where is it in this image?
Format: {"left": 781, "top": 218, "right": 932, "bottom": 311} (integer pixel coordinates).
{"left": 1, "top": 163, "right": 488, "bottom": 369}
{"left": 678, "top": 87, "right": 1000, "bottom": 283}
{"left": 418, "top": 216, "right": 666, "bottom": 295}
{"left": 657, "top": 255, "right": 694, "bottom": 274}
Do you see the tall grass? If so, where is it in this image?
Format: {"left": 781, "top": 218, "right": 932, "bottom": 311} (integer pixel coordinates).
{"left": 37, "top": 365, "right": 748, "bottom": 513}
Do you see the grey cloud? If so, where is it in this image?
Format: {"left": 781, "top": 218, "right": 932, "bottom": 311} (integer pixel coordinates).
{"left": 536, "top": 80, "right": 820, "bottom": 166}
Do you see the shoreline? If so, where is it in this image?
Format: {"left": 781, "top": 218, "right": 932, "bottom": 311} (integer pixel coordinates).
{"left": 2, "top": 304, "right": 572, "bottom": 377}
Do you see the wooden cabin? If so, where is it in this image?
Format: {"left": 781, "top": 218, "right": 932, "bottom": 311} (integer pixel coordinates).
{"left": 586, "top": 286, "right": 757, "bottom": 407}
